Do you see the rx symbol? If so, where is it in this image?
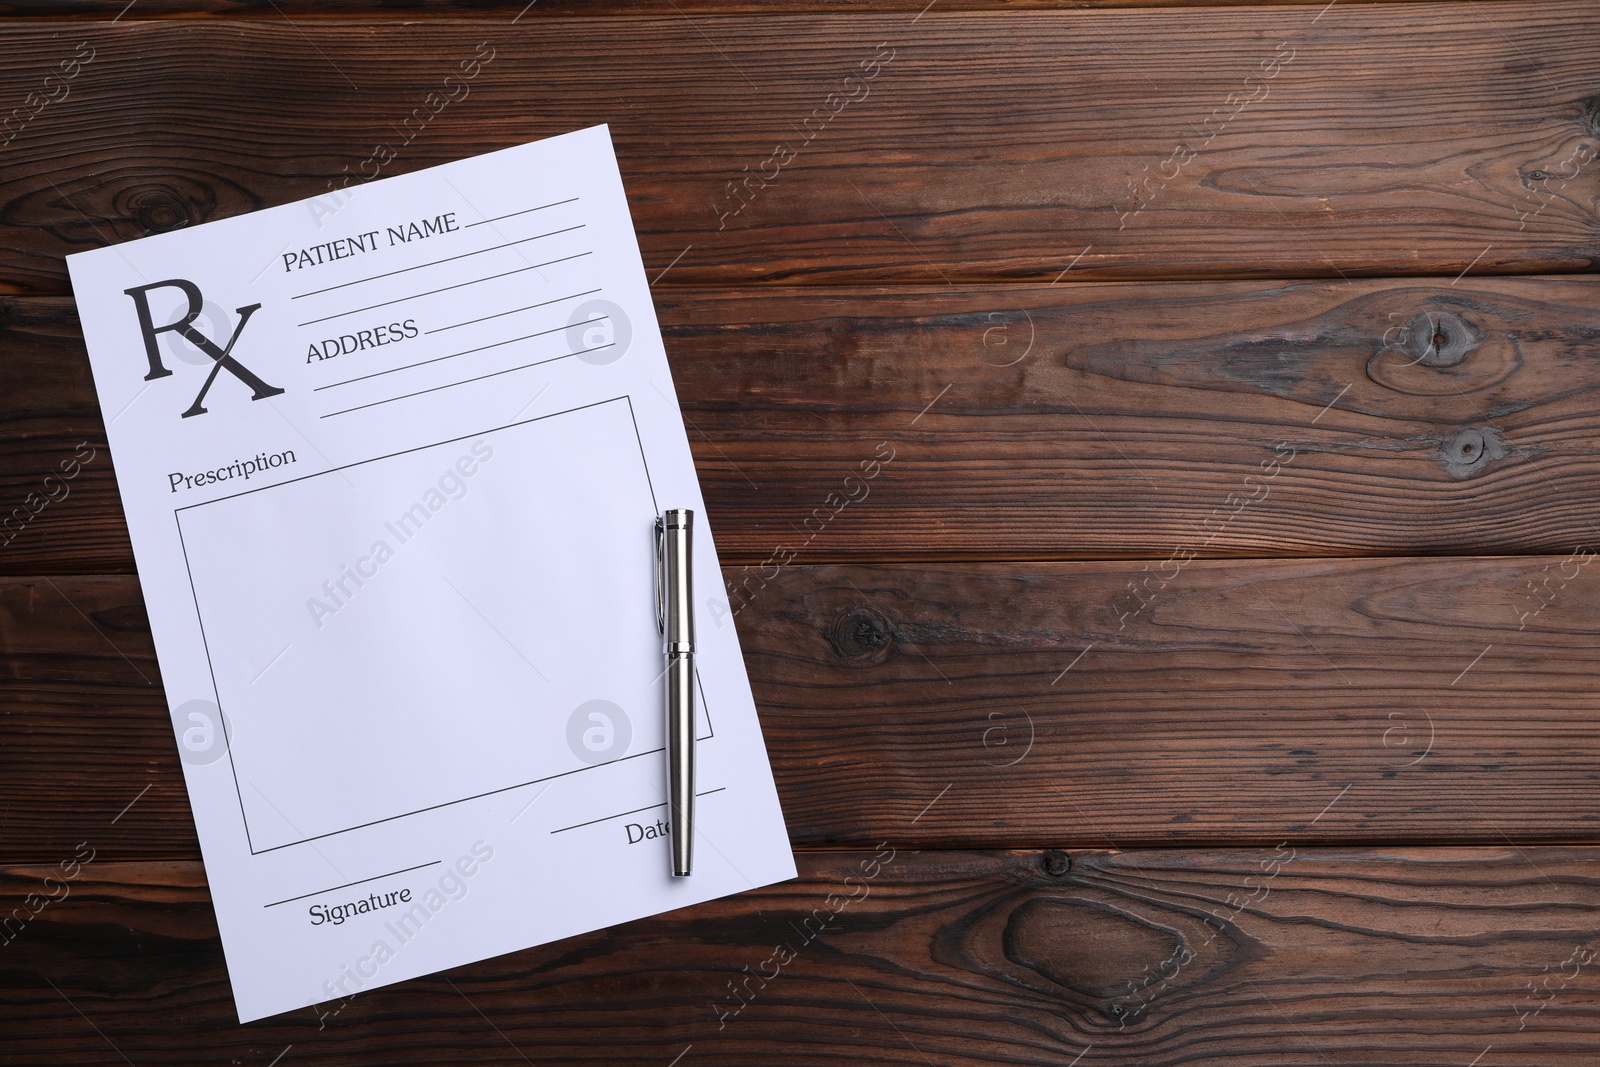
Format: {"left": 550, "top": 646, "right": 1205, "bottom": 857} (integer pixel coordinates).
{"left": 124, "top": 279, "right": 284, "bottom": 418}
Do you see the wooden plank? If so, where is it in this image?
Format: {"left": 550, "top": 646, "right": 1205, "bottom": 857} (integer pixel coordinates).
{"left": 8, "top": 276, "right": 1600, "bottom": 574}
{"left": 5, "top": 558, "right": 1598, "bottom": 859}
{"left": 3, "top": 848, "right": 1596, "bottom": 1062}
{"left": 0, "top": 0, "right": 1490, "bottom": 17}
{"left": 1, "top": 5, "right": 1596, "bottom": 293}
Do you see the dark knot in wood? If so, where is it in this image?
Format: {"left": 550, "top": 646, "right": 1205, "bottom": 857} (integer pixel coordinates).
{"left": 1001, "top": 897, "right": 1188, "bottom": 1009}
{"left": 1440, "top": 425, "right": 1506, "bottom": 479}
{"left": 130, "top": 190, "right": 193, "bottom": 235}
{"left": 829, "top": 606, "right": 895, "bottom": 665}
{"left": 1040, "top": 850, "right": 1072, "bottom": 877}
{"left": 1367, "top": 308, "right": 1495, "bottom": 396}
{"left": 1396, "top": 310, "right": 1475, "bottom": 367}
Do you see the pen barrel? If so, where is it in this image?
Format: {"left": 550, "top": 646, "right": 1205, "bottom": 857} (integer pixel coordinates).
{"left": 661, "top": 509, "right": 694, "bottom": 876}
{"left": 661, "top": 509, "right": 694, "bottom": 651}
{"left": 666, "top": 652, "right": 695, "bottom": 877}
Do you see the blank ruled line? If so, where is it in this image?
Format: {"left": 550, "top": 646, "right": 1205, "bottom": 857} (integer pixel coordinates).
{"left": 315, "top": 317, "right": 608, "bottom": 392}
{"left": 290, "top": 225, "right": 586, "bottom": 300}
{"left": 262, "top": 860, "right": 441, "bottom": 909}
{"left": 426, "top": 288, "right": 602, "bottom": 336}
{"left": 550, "top": 788, "right": 727, "bottom": 834}
{"left": 320, "top": 343, "right": 614, "bottom": 418}
{"left": 464, "top": 197, "right": 580, "bottom": 228}
{"left": 295, "top": 251, "right": 593, "bottom": 328}
{"left": 553, "top": 801, "right": 669, "bottom": 834}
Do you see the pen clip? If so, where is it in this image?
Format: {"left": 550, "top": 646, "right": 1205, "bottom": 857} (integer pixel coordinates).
{"left": 654, "top": 515, "right": 666, "bottom": 637}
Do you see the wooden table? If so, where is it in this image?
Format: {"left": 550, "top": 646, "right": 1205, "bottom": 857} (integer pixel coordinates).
{"left": 4, "top": 1, "right": 1599, "bottom": 1062}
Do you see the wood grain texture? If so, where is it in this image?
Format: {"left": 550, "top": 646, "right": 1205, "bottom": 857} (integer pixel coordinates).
{"left": 5, "top": 556, "right": 1597, "bottom": 860}
{"left": 3, "top": 849, "right": 1596, "bottom": 1063}
{"left": 5, "top": 0, "right": 1596, "bottom": 1057}
{"left": 1, "top": 5, "right": 1598, "bottom": 294}
{"left": 0, "top": 0, "right": 1493, "bottom": 17}
{"left": 8, "top": 276, "right": 1600, "bottom": 574}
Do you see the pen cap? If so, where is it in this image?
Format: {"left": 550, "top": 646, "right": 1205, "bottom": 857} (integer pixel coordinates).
{"left": 661, "top": 509, "right": 694, "bottom": 651}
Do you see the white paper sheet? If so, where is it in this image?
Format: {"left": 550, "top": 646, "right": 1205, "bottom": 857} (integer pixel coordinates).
{"left": 66, "top": 125, "right": 795, "bottom": 1023}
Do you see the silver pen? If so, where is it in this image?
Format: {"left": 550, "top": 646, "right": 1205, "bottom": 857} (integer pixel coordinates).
{"left": 655, "top": 508, "right": 695, "bottom": 876}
